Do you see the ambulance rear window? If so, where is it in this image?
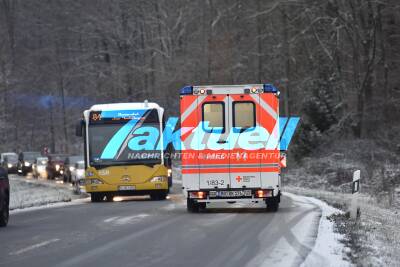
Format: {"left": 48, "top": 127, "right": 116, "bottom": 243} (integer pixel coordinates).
{"left": 233, "top": 102, "right": 256, "bottom": 129}
{"left": 202, "top": 102, "right": 225, "bottom": 132}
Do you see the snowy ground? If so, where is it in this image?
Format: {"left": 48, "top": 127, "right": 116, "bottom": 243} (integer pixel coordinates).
{"left": 285, "top": 193, "right": 350, "bottom": 267}
{"left": 9, "top": 175, "right": 81, "bottom": 210}
{"left": 285, "top": 186, "right": 400, "bottom": 266}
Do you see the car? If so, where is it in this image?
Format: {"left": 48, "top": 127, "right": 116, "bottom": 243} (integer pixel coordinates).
{"left": 32, "top": 157, "right": 49, "bottom": 179}
{"left": 0, "top": 166, "right": 9, "bottom": 227}
{"left": 63, "top": 155, "right": 84, "bottom": 183}
{"left": 72, "top": 161, "right": 86, "bottom": 194}
{"left": 0, "top": 152, "right": 18, "bottom": 174}
{"left": 46, "top": 154, "right": 68, "bottom": 180}
{"left": 17, "top": 151, "right": 42, "bottom": 176}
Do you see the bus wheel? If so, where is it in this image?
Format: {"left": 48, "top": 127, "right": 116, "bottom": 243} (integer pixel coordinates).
{"left": 187, "top": 198, "right": 199, "bottom": 213}
{"left": 105, "top": 194, "right": 114, "bottom": 202}
{"left": 91, "top": 193, "right": 104, "bottom": 202}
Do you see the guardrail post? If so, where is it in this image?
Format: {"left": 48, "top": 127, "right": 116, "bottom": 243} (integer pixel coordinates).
{"left": 350, "top": 170, "right": 361, "bottom": 219}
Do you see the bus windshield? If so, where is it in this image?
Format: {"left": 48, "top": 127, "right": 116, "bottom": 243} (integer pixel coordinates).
{"left": 88, "top": 109, "right": 162, "bottom": 167}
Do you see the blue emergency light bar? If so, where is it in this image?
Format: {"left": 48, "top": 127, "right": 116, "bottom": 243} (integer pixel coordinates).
{"left": 263, "top": 84, "right": 278, "bottom": 93}
{"left": 180, "top": 86, "right": 193, "bottom": 95}
{"left": 180, "top": 84, "right": 278, "bottom": 95}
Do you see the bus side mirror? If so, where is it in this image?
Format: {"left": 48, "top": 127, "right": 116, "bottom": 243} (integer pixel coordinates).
{"left": 76, "top": 120, "right": 84, "bottom": 137}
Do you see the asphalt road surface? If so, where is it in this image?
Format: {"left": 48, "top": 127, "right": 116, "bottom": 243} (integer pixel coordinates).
{"left": 0, "top": 185, "right": 323, "bottom": 267}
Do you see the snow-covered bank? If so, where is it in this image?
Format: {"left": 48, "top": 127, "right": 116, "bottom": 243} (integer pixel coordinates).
{"left": 9, "top": 176, "right": 80, "bottom": 210}
{"left": 285, "top": 186, "right": 400, "bottom": 266}
{"left": 285, "top": 192, "right": 350, "bottom": 267}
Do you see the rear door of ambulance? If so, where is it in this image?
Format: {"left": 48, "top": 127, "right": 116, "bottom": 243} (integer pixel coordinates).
{"left": 180, "top": 90, "right": 231, "bottom": 191}
{"left": 196, "top": 90, "right": 231, "bottom": 189}
{"left": 227, "top": 88, "right": 263, "bottom": 189}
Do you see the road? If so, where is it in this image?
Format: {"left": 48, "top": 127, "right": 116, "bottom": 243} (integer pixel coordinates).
{"left": 0, "top": 184, "right": 323, "bottom": 267}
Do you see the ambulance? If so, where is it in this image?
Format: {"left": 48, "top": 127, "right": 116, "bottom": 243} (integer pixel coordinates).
{"left": 180, "top": 84, "right": 283, "bottom": 212}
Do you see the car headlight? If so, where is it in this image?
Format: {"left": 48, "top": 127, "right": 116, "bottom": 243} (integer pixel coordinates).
{"left": 69, "top": 166, "right": 75, "bottom": 172}
{"left": 77, "top": 169, "right": 85, "bottom": 177}
{"left": 150, "top": 176, "right": 167, "bottom": 182}
{"left": 89, "top": 179, "right": 103, "bottom": 184}
{"left": 37, "top": 166, "right": 45, "bottom": 172}
{"left": 24, "top": 161, "right": 31, "bottom": 167}
{"left": 55, "top": 164, "right": 60, "bottom": 171}
{"left": 7, "top": 163, "right": 13, "bottom": 168}
{"left": 60, "top": 170, "right": 64, "bottom": 175}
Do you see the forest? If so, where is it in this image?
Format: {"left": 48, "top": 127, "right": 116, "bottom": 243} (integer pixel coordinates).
{"left": 0, "top": 0, "right": 399, "bottom": 198}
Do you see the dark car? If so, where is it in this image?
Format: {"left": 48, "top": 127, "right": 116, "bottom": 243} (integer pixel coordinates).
{"left": 46, "top": 154, "right": 68, "bottom": 180}
{"left": 63, "top": 155, "right": 84, "bottom": 183}
{"left": 0, "top": 152, "right": 18, "bottom": 174}
{"left": 0, "top": 166, "right": 9, "bottom": 227}
{"left": 18, "top": 151, "right": 42, "bottom": 176}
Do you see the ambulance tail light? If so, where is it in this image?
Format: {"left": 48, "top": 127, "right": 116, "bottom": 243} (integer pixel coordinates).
{"left": 263, "top": 84, "right": 278, "bottom": 93}
{"left": 189, "top": 191, "right": 206, "bottom": 199}
{"left": 256, "top": 190, "right": 271, "bottom": 198}
{"left": 180, "top": 86, "right": 193, "bottom": 95}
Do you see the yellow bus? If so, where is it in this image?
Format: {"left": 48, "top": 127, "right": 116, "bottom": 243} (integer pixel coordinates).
{"left": 76, "top": 102, "right": 170, "bottom": 202}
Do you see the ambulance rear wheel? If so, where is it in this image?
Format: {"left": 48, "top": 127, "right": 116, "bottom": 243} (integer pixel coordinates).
{"left": 187, "top": 198, "right": 199, "bottom": 213}
{"left": 266, "top": 198, "right": 279, "bottom": 212}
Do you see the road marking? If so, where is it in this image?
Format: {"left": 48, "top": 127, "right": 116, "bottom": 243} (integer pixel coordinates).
{"left": 10, "top": 238, "right": 60, "bottom": 256}
{"left": 115, "top": 214, "right": 149, "bottom": 225}
{"left": 104, "top": 216, "right": 119, "bottom": 223}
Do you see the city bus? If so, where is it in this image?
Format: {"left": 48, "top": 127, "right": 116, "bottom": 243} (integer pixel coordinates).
{"left": 76, "top": 102, "right": 170, "bottom": 202}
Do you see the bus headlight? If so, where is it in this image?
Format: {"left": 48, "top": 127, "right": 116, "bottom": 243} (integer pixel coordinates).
{"left": 150, "top": 176, "right": 167, "bottom": 183}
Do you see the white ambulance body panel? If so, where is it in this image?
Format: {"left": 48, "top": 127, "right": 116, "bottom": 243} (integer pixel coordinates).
{"left": 180, "top": 84, "right": 281, "bottom": 205}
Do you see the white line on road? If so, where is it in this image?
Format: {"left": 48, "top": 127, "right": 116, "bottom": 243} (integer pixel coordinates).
{"left": 10, "top": 238, "right": 60, "bottom": 256}
{"left": 104, "top": 216, "right": 120, "bottom": 223}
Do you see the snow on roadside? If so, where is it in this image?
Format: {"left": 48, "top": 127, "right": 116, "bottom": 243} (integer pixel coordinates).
{"left": 285, "top": 186, "right": 400, "bottom": 266}
{"left": 9, "top": 176, "right": 79, "bottom": 210}
{"left": 285, "top": 192, "right": 351, "bottom": 267}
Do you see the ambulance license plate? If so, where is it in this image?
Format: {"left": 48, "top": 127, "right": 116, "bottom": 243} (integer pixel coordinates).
{"left": 119, "top": 185, "right": 135, "bottom": 191}
{"left": 216, "top": 190, "right": 251, "bottom": 197}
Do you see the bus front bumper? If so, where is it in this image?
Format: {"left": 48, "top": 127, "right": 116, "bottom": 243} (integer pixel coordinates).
{"left": 85, "top": 181, "right": 168, "bottom": 194}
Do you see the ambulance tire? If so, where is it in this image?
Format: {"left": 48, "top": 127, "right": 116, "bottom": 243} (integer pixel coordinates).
{"left": 199, "top": 202, "right": 206, "bottom": 210}
{"left": 91, "top": 193, "right": 104, "bottom": 202}
{"left": 266, "top": 197, "right": 279, "bottom": 212}
{"left": 187, "top": 199, "right": 200, "bottom": 213}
